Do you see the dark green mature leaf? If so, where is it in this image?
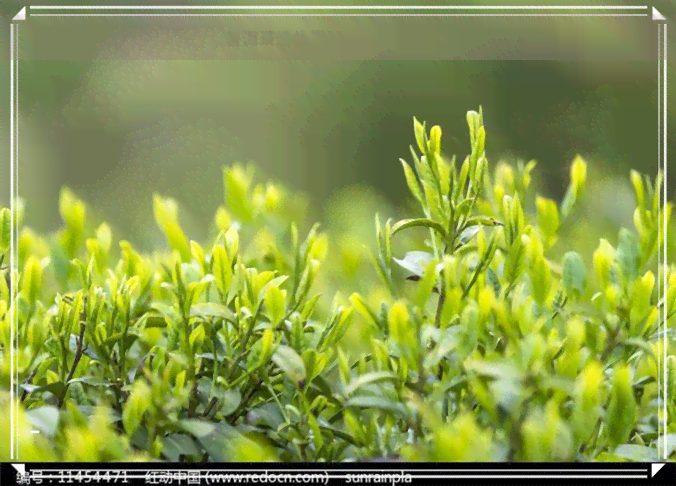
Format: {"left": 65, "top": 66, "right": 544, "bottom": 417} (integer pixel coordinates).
{"left": 128, "top": 427, "right": 149, "bottom": 451}
{"left": 142, "top": 314, "right": 168, "bottom": 328}
{"left": 162, "top": 434, "right": 200, "bottom": 461}
{"left": 122, "top": 334, "right": 139, "bottom": 355}
{"left": 272, "top": 345, "right": 306, "bottom": 382}
{"left": 37, "top": 382, "right": 67, "bottom": 400}
{"left": 179, "top": 419, "right": 215, "bottom": 438}
{"left": 196, "top": 377, "right": 212, "bottom": 402}
{"left": 197, "top": 422, "right": 237, "bottom": 461}
{"left": 311, "top": 375, "right": 340, "bottom": 405}
{"left": 219, "top": 389, "right": 242, "bottom": 416}
{"left": 391, "top": 218, "right": 447, "bottom": 240}
{"left": 246, "top": 403, "right": 285, "bottom": 430}
{"left": 485, "top": 267, "right": 501, "bottom": 295}
{"left": 318, "top": 420, "right": 361, "bottom": 446}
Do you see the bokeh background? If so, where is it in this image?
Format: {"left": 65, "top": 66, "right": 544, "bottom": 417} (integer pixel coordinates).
{"left": 1, "top": 1, "right": 675, "bottom": 268}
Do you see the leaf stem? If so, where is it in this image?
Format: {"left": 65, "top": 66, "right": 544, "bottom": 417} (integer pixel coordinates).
{"left": 58, "top": 321, "right": 86, "bottom": 408}
{"left": 228, "top": 377, "right": 263, "bottom": 425}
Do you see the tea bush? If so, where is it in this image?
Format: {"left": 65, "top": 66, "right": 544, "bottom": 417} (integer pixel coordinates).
{"left": 1, "top": 109, "right": 674, "bottom": 462}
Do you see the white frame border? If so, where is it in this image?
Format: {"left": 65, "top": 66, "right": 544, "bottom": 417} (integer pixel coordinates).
{"left": 8, "top": 4, "right": 669, "bottom": 463}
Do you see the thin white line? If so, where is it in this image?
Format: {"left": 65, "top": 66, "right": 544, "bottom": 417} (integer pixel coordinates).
{"left": 657, "top": 23, "right": 662, "bottom": 459}
{"left": 15, "top": 24, "right": 20, "bottom": 461}
{"left": 13, "top": 22, "right": 19, "bottom": 462}
{"left": 30, "top": 13, "right": 647, "bottom": 17}
{"left": 663, "top": 22, "right": 668, "bottom": 462}
{"left": 29, "top": 5, "right": 649, "bottom": 10}
{"left": 30, "top": 430, "right": 40, "bottom": 434}
{"left": 17, "top": 0, "right": 659, "bottom": 462}
{"left": 9, "top": 22, "right": 14, "bottom": 462}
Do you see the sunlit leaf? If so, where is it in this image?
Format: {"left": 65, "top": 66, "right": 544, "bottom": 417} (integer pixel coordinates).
{"left": 272, "top": 345, "right": 306, "bottom": 383}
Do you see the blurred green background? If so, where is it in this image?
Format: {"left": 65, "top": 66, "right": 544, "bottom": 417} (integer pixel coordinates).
{"left": 1, "top": 1, "right": 675, "bottom": 262}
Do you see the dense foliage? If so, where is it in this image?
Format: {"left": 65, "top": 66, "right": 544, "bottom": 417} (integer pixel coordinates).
{"left": 1, "top": 109, "right": 674, "bottom": 462}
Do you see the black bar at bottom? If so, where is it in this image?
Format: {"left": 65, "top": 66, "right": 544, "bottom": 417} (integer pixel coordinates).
{"left": 1, "top": 461, "right": 674, "bottom": 486}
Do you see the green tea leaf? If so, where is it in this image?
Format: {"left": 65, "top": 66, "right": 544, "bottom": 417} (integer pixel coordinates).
{"left": 162, "top": 434, "right": 200, "bottom": 461}
{"left": 211, "top": 245, "right": 232, "bottom": 298}
{"left": 606, "top": 366, "right": 637, "bottom": 447}
{"left": 25, "top": 406, "right": 60, "bottom": 438}
{"left": 219, "top": 389, "right": 242, "bottom": 416}
{"left": 189, "top": 302, "right": 235, "bottom": 321}
{"left": 180, "top": 419, "right": 216, "bottom": 438}
{"left": 393, "top": 251, "right": 439, "bottom": 278}
{"left": 272, "top": 345, "right": 306, "bottom": 383}
{"left": 562, "top": 252, "right": 586, "bottom": 296}
{"left": 123, "top": 380, "right": 150, "bottom": 437}
{"left": 616, "top": 228, "right": 639, "bottom": 281}
{"left": 345, "top": 396, "right": 408, "bottom": 418}
{"left": 196, "top": 423, "right": 236, "bottom": 461}
{"left": 342, "top": 371, "right": 398, "bottom": 397}
{"left": 400, "top": 159, "right": 423, "bottom": 205}
{"left": 318, "top": 422, "right": 360, "bottom": 446}
{"left": 455, "top": 226, "right": 481, "bottom": 248}
{"left": 425, "top": 326, "right": 459, "bottom": 369}
{"left": 613, "top": 444, "right": 658, "bottom": 462}
{"left": 391, "top": 218, "right": 447, "bottom": 240}
{"left": 413, "top": 117, "right": 427, "bottom": 154}
{"left": 0, "top": 208, "right": 10, "bottom": 254}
